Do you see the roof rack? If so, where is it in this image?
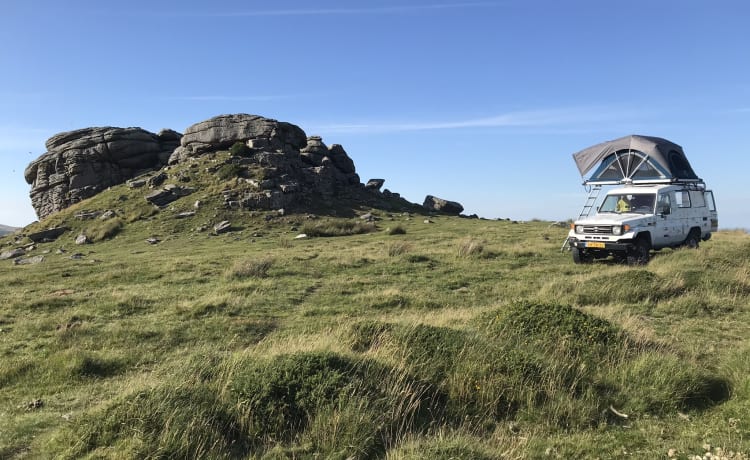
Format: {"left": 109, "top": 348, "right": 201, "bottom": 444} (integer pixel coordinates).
{"left": 582, "top": 177, "right": 705, "bottom": 188}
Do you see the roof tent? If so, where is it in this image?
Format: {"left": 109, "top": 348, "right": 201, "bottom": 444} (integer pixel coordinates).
{"left": 573, "top": 135, "right": 701, "bottom": 185}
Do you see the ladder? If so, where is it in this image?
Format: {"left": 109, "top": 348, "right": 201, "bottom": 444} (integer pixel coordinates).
{"left": 560, "top": 185, "right": 602, "bottom": 251}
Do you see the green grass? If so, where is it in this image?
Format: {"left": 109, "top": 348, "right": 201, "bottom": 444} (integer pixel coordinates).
{"left": 1, "top": 154, "right": 749, "bottom": 458}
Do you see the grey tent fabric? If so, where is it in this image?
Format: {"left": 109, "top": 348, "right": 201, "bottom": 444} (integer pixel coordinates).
{"left": 572, "top": 135, "right": 699, "bottom": 183}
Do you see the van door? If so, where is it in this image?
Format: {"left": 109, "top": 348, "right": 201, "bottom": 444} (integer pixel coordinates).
{"left": 705, "top": 190, "right": 718, "bottom": 232}
{"left": 653, "top": 192, "right": 673, "bottom": 248}
{"left": 671, "top": 189, "right": 691, "bottom": 244}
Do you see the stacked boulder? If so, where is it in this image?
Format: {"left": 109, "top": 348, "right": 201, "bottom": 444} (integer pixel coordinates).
{"left": 167, "top": 114, "right": 363, "bottom": 211}
{"left": 25, "top": 127, "right": 180, "bottom": 219}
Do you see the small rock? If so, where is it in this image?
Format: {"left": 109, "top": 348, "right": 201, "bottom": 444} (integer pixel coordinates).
{"left": 145, "top": 238, "right": 160, "bottom": 245}
{"left": 27, "top": 227, "right": 68, "bottom": 243}
{"left": 99, "top": 210, "right": 116, "bottom": 220}
{"left": 25, "top": 399, "right": 44, "bottom": 411}
{"left": 70, "top": 253, "right": 85, "bottom": 260}
{"left": 147, "top": 172, "right": 168, "bottom": 188}
{"left": 366, "top": 178, "right": 385, "bottom": 190}
{"left": 14, "top": 255, "right": 45, "bottom": 265}
{"left": 213, "top": 221, "right": 232, "bottom": 234}
{"left": 128, "top": 179, "right": 147, "bottom": 188}
{"left": 176, "top": 211, "right": 196, "bottom": 219}
{"left": 74, "top": 210, "right": 102, "bottom": 220}
{"left": 0, "top": 248, "right": 26, "bottom": 260}
{"left": 75, "top": 234, "right": 90, "bottom": 245}
{"left": 424, "top": 219, "right": 433, "bottom": 224}
{"left": 360, "top": 213, "right": 377, "bottom": 222}
{"left": 667, "top": 448, "right": 677, "bottom": 458}
{"left": 295, "top": 234, "right": 308, "bottom": 239}
{"left": 194, "top": 200, "right": 202, "bottom": 209}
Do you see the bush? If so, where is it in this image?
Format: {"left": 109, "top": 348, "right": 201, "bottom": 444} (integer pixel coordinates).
{"left": 387, "top": 241, "right": 411, "bottom": 257}
{"left": 481, "top": 302, "right": 624, "bottom": 358}
{"left": 387, "top": 225, "right": 407, "bottom": 235}
{"left": 86, "top": 218, "right": 124, "bottom": 242}
{"left": 55, "top": 384, "right": 244, "bottom": 458}
{"left": 227, "top": 258, "right": 274, "bottom": 279}
{"left": 229, "top": 141, "right": 252, "bottom": 157}
{"left": 225, "top": 351, "right": 444, "bottom": 454}
{"left": 348, "top": 320, "right": 393, "bottom": 352}
{"left": 216, "top": 163, "right": 244, "bottom": 181}
{"left": 302, "top": 219, "right": 377, "bottom": 237}
{"left": 457, "top": 237, "right": 485, "bottom": 258}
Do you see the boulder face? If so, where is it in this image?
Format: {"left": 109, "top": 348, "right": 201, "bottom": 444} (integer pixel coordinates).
{"left": 423, "top": 195, "right": 464, "bottom": 215}
{"left": 169, "top": 114, "right": 307, "bottom": 164}
{"left": 168, "top": 114, "right": 370, "bottom": 212}
{"left": 25, "top": 127, "right": 180, "bottom": 219}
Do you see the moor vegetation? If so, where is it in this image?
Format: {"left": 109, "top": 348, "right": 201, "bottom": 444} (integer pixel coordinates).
{"left": 1, "top": 154, "right": 748, "bottom": 459}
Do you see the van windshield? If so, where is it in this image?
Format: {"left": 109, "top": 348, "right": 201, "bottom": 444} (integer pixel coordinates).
{"left": 600, "top": 193, "right": 656, "bottom": 214}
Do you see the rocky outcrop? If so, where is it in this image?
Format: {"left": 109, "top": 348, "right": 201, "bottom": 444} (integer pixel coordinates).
{"left": 25, "top": 127, "right": 181, "bottom": 219}
{"left": 423, "top": 195, "right": 464, "bottom": 215}
{"left": 169, "top": 114, "right": 372, "bottom": 212}
{"left": 168, "top": 114, "right": 307, "bottom": 164}
{"left": 24, "top": 113, "right": 419, "bottom": 219}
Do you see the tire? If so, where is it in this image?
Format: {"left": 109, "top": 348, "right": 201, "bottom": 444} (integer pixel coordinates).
{"left": 627, "top": 237, "right": 651, "bottom": 265}
{"left": 684, "top": 229, "right": 700, "bottom": 249}
{"left": 572, "top": 247, "right": 592, "bottom": 264}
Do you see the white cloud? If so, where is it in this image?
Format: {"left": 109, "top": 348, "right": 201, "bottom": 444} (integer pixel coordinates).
{"left": 308, "top": 107, "right": 640, "bottom": 134}
{"left": 165, "top": 95, "right": 296, "bottom": 102}
{"left": 203, "top": 2, "right": 499, "bottom": 17}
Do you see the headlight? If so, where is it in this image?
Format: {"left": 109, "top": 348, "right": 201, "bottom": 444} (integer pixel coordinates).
{"left": 575, "top": 225, "right": 584, "bottom": 234}
{"left": 612, "top": 226, "right": 622, "bottom": 236}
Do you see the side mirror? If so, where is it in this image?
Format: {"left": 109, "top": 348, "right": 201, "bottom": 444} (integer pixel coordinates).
{"left": 658, "top": 206, "right": 670, "bottom": 216}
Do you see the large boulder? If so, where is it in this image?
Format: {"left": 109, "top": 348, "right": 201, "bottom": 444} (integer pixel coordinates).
{"left": 423, "top": 195, "right": 464, "bottom": 215}
{"left": 25, "top": 127, "right": 180, "bottom": 219}
{"left": 168, "top": 114, "right": 307, "bottom": 164}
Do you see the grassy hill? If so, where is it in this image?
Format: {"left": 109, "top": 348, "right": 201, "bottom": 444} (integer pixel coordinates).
{"left": 1, "top": 152, "right": 749, "bottom": 458}
{"left": 0, "top": 224, "right": 19, "bottom": 236}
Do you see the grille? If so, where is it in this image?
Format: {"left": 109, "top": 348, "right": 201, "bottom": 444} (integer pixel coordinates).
{"left": 582, "top": 225, "right": 613, "bottom": 235}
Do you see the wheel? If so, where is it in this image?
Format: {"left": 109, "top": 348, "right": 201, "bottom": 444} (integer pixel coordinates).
{"left": 626, "top": 238, "right": 651, "bottom": 265}
{"left": 572, "top": 247, "right": 592, "bottom": 264}
{"left": 683, "top": 229, "right": 700, "bottom": 249}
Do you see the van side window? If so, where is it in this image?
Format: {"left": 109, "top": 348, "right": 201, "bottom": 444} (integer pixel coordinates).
{"left": 691, "top": 191, "right": 706, "bottom": 207}
{"left": 657, "top": 194, "right": 671, "bottom": 214}
{"left": 675, "top": 190, "right": 691, "bottom": 208}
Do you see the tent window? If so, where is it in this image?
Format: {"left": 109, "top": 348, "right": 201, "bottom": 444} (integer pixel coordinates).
{"left": 589, "top": 150, "right": 668, "bottom": 182}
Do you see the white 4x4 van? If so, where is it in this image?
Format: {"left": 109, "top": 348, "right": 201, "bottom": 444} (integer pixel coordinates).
{"left": 567, "top": 135, "right": 718, "bottom": 265}
{"left": 568, "top": 184, "right": 717, "bottom": 264}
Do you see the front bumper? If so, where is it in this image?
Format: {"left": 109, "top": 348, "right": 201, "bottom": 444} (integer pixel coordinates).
{"left": 568, "top": 237, "right": 633, "bottom": 252}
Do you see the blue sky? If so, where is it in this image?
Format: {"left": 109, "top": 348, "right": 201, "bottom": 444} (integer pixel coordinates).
{"left": 1, "top": 0, "right": 749, "bottom": 228}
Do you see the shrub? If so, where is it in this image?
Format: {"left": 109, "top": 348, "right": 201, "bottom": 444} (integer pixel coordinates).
{"left": 387, "top": 241, "right": 411, "bottom": 257}
{"left": 387, "top": 225, "right": 407, "bottom": 235}
{"left": 216, "top": 163, "right": 244, "bottom": 181}
{"left": 302, "top": 219, "right": 376, "bottom": 237}
{"left": 348, "top": 320, "right": 393, "bottom": 352}
{"left": 227, "top": 258, "right": 274, "bottom": 279}
{"left": 481, "top": 302, "right": 624, "bottom": 357}
{"left": 457, "top": 237, "right": 485, "bottom": 258}
{"left": 86, "top": 218, "right": 124, "bottom": 242}
{"left": 56, "top": 384, "right": 244, "bottom": 458}
{"left": 229, "top": 141, "right": 252, "bottom": 157}
{"left": 226, "top": 351, "right": 444, "bottom": 452}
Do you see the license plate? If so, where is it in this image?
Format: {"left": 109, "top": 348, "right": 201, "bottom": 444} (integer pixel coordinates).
{"left": 586, "top": 242, "right": 606, "bottom": 249}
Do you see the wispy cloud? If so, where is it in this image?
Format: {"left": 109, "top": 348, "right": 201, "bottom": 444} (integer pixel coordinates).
{"left": 309, "top": 107, "right": 640, "bottom": 134}
{"left": 165, "top": 95, "right": 297, "bottom": 102}
{"left": 201, "top": 2, "right": 499, "bottom": 17}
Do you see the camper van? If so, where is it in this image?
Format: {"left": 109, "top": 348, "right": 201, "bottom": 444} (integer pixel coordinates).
{"left": 565, "top": 135, "right": 718, "bottom": 264}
